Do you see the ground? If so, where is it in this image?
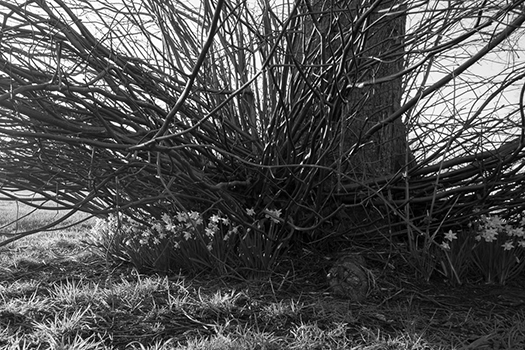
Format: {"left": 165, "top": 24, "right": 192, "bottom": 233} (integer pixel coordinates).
{"left": 1, "top": 229, "right": 525, "bottom": 349}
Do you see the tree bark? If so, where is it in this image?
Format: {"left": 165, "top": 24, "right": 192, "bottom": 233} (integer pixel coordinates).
{"left": 297, "top": 0, "right": 410, "bottom": 181}
{"left": 289, "top": 0, "right": 411, "bottom": 236}
{"left": 346, "top": 2, "right": 409, "bottom": 179}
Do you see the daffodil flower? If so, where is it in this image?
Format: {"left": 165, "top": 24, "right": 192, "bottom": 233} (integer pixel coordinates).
{"left": 444, "top": 230, "right": 457, "bottom": 241}
{"left": 502, "top": 241, "right": 514, "bottom": 251}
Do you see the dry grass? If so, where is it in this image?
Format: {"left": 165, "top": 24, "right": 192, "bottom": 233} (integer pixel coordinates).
{"left": 2, "top": 209, "right": 525, "bottom": 349}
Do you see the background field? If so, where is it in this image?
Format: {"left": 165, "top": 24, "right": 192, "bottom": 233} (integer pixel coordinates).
{"left": 0, "top": 197, "right": 96, "bottom": 235}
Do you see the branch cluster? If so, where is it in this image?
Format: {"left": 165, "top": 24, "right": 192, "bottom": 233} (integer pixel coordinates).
{"left": 0, "top": 0, "right": 524, "bottom": 244}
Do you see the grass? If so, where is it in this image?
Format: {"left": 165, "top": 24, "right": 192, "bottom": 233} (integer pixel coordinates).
{"left": 2, "top": 203, "right": 525, "bottom": 349}
{"left": 0, "top": 198, "right": 95, "bottom": 234}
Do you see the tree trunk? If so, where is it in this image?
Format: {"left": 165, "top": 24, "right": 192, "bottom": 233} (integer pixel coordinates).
{"left": 343, "top": 1, "right": 409, "bottom": 180}
{"left": 297, "top": 0, "right": 410, "bottom": 176}
{"left": 291, "top": 0, "right": 410, "bottom": 235}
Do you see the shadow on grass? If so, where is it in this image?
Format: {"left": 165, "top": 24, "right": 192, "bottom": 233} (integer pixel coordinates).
{"left": 1, "top": 231, "right": 525, "bottom": 349}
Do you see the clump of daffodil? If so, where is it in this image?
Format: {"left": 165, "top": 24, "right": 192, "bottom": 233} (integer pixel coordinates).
{"left": 437, "top": 214, "right": 525, "bottom": 285}
{"left": 89, "top": 207, "right": 287, "bottom": 277}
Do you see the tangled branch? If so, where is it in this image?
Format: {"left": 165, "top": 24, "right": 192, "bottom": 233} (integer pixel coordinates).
{"left": 0, "top": 0, "right": 524, "bottom": 245}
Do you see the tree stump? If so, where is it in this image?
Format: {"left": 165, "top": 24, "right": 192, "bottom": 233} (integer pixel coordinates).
{"left": 327, "top": 253, "right": 370, "bottom": 301}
